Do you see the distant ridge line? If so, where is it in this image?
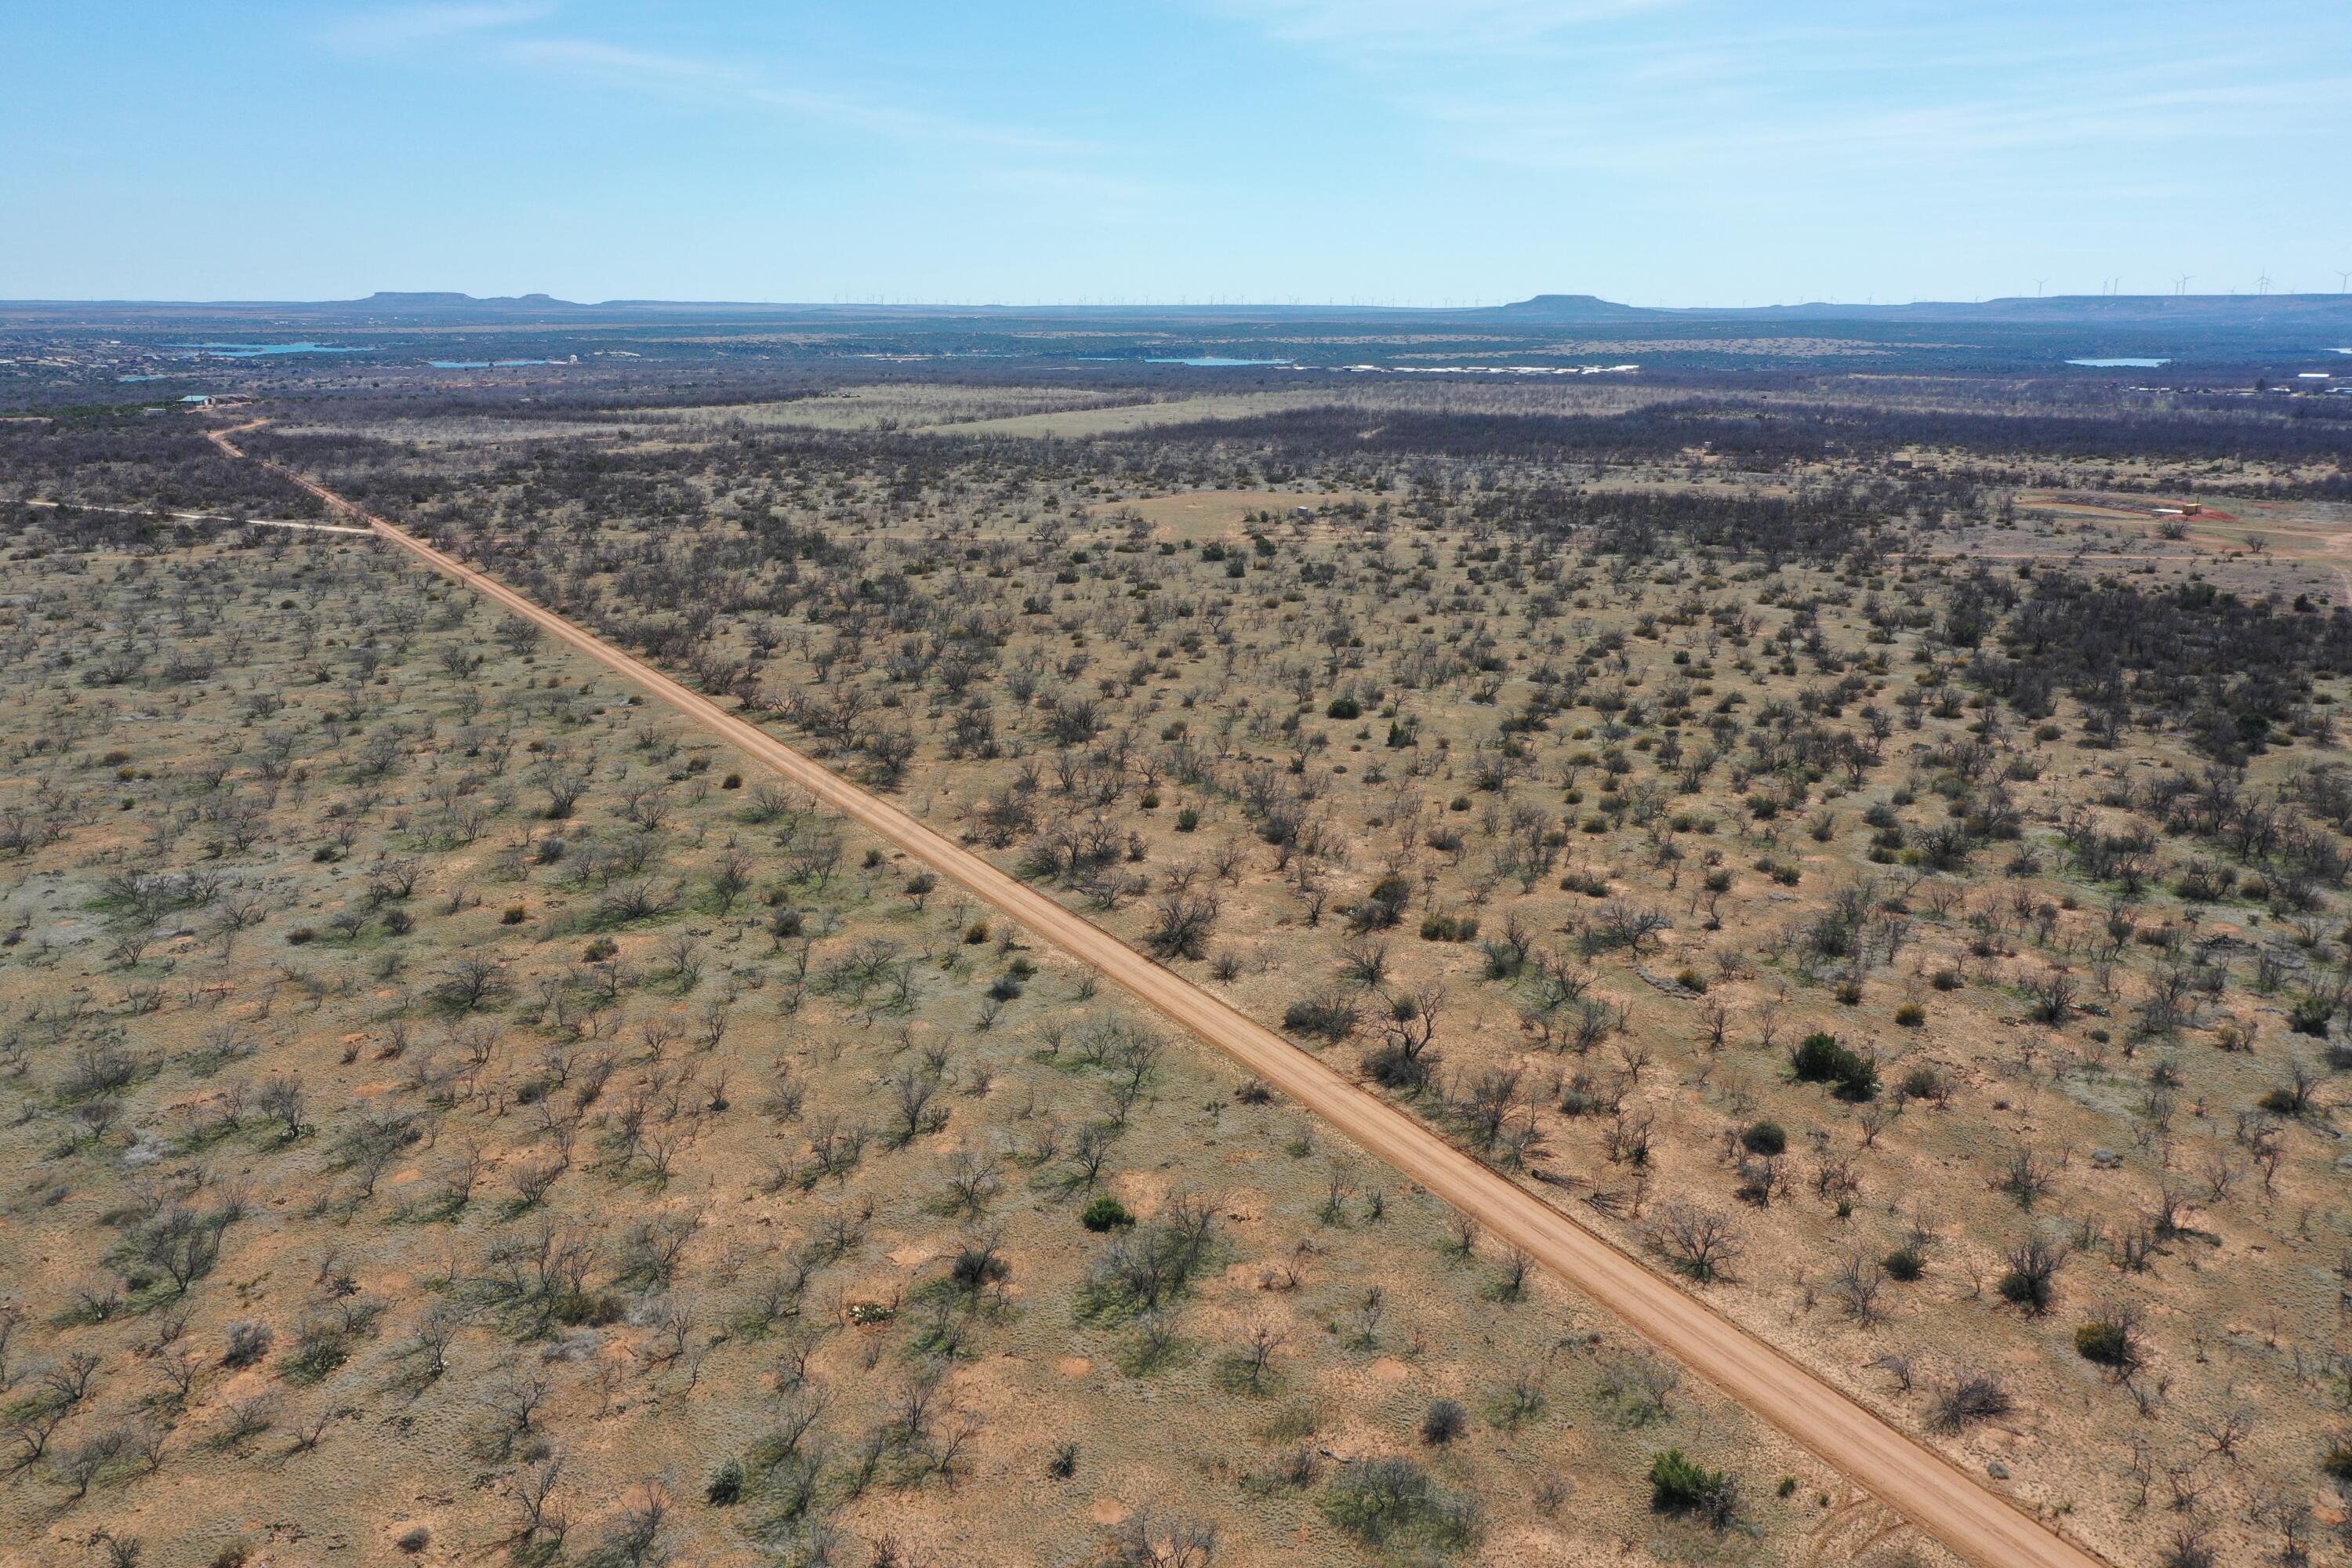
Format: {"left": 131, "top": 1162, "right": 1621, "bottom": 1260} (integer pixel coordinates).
{"left": 4, "top": 291, "right": 2348, "bottom": 327}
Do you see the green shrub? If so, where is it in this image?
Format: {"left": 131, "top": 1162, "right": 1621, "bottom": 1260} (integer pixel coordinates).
{"left": 1790, "top": 1033, "right": 1879, "bottom": 1101}
{"left": 1996, "top": 1241, "right": 2061, "bottom": 1314}
{"left": 1326, "top": 696, "right": 1363, "bottom": 720}
{"left": 1740, "top": 1120, "right": 1787, "bottom": 1156}
{"left": 1322, "top": 1456, "right": 1481, "bottom": 1550}
{"left": 1283, "top": 993, "right": 1359, "bottom": 1043}
{"left": 2074, "top": 1317, "right": 2138, "bottom": 1369}
{"left": 1081, "top": 1195, "right": 1134, "bottom": 1232}
{"left": 1354, "top": 874, "right": 1412, "bottom": 930}
{"left": 1649, "top": 1449, "right": 1738, "bottom": 1527}
{"left": 1899, "top": 1065, "right": 1946, "bottom": 1103}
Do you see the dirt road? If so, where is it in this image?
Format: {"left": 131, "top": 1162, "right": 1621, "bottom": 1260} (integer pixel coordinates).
{"left": 204, "top": 419, "right": 2110, "bottom": 1568}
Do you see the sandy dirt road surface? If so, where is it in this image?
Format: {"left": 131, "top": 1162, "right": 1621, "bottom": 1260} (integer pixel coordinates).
{"left": 203, "top": 419, "right": 2110, "bottom": 1568}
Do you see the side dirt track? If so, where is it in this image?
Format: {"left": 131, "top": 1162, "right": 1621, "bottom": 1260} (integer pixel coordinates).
{"left": 204, "top": 418, "right": 2109, "bottom": 1568}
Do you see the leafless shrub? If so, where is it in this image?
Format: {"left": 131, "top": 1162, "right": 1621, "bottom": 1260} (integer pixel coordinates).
{"left": 1928, "top": 1369, "right": 2013, "bottom": 1433}
{"left": 1650, "top": 1203, "right": 1742, "bottom": 1283}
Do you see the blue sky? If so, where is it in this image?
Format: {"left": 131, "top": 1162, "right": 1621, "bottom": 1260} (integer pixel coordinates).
{"left": 7, "top": 1, "right": 2348, "bottom": 305}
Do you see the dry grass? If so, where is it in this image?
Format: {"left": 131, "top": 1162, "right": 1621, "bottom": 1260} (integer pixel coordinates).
{"left": 0, "top": 528, "right": 1846, "bottom": 1566}
{"left": 325, "top": 412, "right": 2352, "bottom": 1568}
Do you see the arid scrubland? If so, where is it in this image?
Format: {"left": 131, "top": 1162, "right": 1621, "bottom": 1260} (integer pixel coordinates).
{"left": 5, "top": 361, "right": 2352, "bottom": 1568}
{"left": 233, "top": 376, "right": 2352, "bottom": 1568}
{"left": 0, "top": 523, "right": 1857, "bottom": 1568}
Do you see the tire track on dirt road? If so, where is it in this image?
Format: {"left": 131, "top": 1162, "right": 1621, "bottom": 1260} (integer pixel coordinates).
{"left": 204, "top": 418, "right": 2110, "bottom": 1568}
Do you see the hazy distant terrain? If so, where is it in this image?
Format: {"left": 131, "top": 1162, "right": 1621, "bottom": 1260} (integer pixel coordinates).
{"left": 5, "top": 294, "right": 2350, "bottom": 415}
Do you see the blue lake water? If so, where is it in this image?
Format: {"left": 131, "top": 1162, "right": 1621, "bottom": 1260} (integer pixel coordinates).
{"left": 2067, "top": 358, "right": 2169, "bottom": 368}
{"left": 117, "top": 374, "right": 168, "bottom": 382}
{"left": 179, "top": 343, "right": 376, "bottom": 358}
{"left": 1144, "top": 356, "right": 1293, "bottom": 367}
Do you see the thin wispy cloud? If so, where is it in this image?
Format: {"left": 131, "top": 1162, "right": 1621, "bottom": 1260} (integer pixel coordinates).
{"left": 375, "top": 28, "right": 1088, "bottom": 156}
{"left": 740, "top": 85, "right": 1083, "bottom": 155}
{"left": 1421, "top": 59, "right": 2345, "bottom": 176}
{"left": 496, "top": 37, "right": 728, "bottom": 89}
{"left": 1232, "top": 0, "right": 1684, "bottom": 60}
{"left": 12, "top": 0, "right": 2345, "bottom": 301}
{"left": 1218, "top": 0, "right": 2349, "bottom": 182}
{"left": 320, "top": 2, "right": 552, "bottom": 55}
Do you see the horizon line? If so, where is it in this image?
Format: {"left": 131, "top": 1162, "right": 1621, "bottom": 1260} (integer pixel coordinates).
{"left": 6, "top": 289, "right": 2351, "bottom": 314}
